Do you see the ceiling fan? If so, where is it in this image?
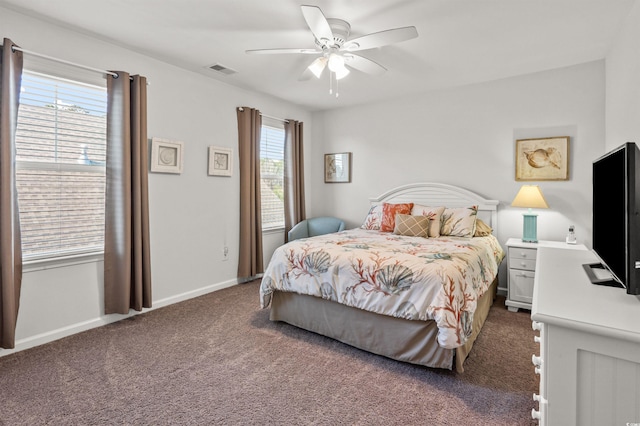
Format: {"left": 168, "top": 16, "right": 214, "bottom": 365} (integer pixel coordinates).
{"left": 245, "top": 5, "right": 418, "bottom": 96}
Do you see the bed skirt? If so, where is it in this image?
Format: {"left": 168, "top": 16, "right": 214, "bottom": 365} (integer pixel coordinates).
{"left": 269, "top": 277, "right": 498, "bottom": 373}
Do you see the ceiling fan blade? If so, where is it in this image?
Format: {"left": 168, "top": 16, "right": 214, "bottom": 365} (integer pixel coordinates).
{"left": 245, "top": 48, "right": 319, "bottom": 54}
{"left": 344, "top": 54, "right": 387, "bottom": 75}
{"left": 301, "top": 5, "right": 334, "bottom": 46}
{"left": 343, "top": 26, "right": 418, "bottom": 51}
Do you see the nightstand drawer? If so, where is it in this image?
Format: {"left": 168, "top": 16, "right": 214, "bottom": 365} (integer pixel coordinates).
{"left": 510, "top": 258, "right": 537, "bottom": 271}
{"left": 509, "top": 269, "right": 535, "bottom": 303}
{"left": 509, "top": 246, "right": 537, "bottom": 262}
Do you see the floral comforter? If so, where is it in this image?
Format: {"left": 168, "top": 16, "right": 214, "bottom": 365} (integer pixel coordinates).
{"left": 260, "top": 228, "right": 505, "bottom": 349}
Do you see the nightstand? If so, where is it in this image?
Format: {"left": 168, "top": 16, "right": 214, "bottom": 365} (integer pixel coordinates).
{"left": 505, "top": 238, "right": 587, "bottom": 312}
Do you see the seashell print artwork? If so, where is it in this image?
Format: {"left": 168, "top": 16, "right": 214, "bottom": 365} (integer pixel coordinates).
{"left": 523, "top": 147, "right": 561, "bottom": 169}
{"left": 516, "top": 136, "right": 569, "bottom": 181}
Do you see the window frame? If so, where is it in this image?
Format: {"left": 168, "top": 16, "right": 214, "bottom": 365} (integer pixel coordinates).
{"left": 259, "top": 120, "right": 286, "bottom": 232}
{"left": 16, "top": 69, "right": 108, "bottom": 270}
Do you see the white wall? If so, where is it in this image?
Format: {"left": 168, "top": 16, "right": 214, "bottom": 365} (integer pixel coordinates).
{"left": 1, "top": 4, "right": 624, "bottom": 356}
{"left": 310, "top": 61, "right": 606, "bottom": 254}
{"left": 0, "top": 7, "right": 312, "bottom": 355}
{"left": 606, "top": 1, "right": 640, "bottom": 150}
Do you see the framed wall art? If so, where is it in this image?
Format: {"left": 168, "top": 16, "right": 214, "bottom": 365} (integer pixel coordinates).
{"left": 208, "top": 146, "right": 233, "bottom": 177}
{"left": 515, "top": 136, "right": 569, "bottom": 181}
{"left": 150, "top": 137, "right": 184, "bottom": 174}
{"left": 325, "top": 152, "right": 351, "bottom": 183}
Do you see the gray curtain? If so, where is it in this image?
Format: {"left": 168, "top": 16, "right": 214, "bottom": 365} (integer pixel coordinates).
{"left": 236, "top": 107, "right": 263, "bottom": 279}
{"left": 0, "top": 38, "right": 23, "bottom": 349}
{"left": 283, "top": 119, "right": 305, "bottom": 242}
{"left": 104, "top": 72, "right": 151, "bottom": 314}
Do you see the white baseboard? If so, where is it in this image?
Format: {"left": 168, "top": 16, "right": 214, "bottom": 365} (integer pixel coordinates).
{"left": 0, "top": 278, "right": 239, "bottom": 358}
{"left": 153, "top": 278, "right": 238, "bottom": 309}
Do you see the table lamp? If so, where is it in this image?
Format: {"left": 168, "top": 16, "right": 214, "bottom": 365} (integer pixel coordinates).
{"left": 511, "top": 185, "right": 549, "bottom": 243}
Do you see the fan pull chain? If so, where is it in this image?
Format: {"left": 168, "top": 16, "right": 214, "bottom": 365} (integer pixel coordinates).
{"left": 328, "top": 72, "right": 339, "bottom": 97}
{"left": 329, "top": 71, "right": 333, "bottom": 95}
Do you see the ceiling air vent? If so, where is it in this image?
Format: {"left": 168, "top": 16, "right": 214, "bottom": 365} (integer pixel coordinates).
{"left": 207, "top": 63, "right": 237, "bottom": 76}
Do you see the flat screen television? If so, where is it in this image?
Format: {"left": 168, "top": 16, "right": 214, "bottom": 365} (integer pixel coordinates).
{"left": 584, "top": 142, "right": 640, "bottom": 295}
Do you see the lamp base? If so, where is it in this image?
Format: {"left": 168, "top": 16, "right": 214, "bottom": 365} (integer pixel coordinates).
{"left": 522, "top": 212, "right": 538, "bottom": 243}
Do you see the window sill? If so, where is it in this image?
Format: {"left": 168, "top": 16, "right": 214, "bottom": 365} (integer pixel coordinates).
{"left": 22, "top": 251, "right": 104, "bottom": 273}
{"left": 263, "top": 227, "right": 284, "bottom": 235}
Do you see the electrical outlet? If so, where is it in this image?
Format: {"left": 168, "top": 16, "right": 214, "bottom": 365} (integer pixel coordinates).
{"left": 223, "top": 246, "right": 229, "bottom": 261}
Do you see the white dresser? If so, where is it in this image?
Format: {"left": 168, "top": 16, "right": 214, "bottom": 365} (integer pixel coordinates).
{"left": 531, "top": 247, "right": 640, "bottom": 425}
{"left": 505, "top": 238, "right": 586, "bottom": 312}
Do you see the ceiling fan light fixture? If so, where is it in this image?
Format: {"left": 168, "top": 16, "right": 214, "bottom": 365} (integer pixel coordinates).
{"left": 308, "top": 57, "right": 327, "bottom": 78}
{"left": 334, "top": 66, "right": 350, "bottom": 80}
{"left": 327, "top": 53, "right": 345, "bottom": 72}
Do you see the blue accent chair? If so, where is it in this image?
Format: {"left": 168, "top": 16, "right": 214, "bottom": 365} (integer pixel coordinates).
{"left": 288, "top": 217, "right": 346, "bottom": 242}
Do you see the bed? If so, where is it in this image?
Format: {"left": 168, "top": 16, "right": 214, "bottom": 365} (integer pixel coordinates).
{"left": 260, "top": 182, "right": 505, "bottom": 372}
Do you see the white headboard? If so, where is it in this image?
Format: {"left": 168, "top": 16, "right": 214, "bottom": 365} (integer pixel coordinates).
{"left": 370, "top": 182, "right": 499, "bottom": 231}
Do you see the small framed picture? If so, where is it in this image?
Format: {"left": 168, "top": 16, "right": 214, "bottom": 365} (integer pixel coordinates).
{"left": 208, "top": 146, "right": 233, "bottom": 177}
{"left": 515, "top": 136, "right": 570, "bottom": 181}
{"left": 150, "top": 138, "right": 184, "bottom": 174}
{"left": 325, "top": 152, "right": 351, "bottom": 183}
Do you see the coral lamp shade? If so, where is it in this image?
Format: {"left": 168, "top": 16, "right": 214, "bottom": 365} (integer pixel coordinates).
{"left": 511, "top": 185, "right": 549, "bottom": 209}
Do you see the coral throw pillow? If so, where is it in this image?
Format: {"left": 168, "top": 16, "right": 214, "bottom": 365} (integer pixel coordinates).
{"left": 381, "top": 202, "right": 414, "bottom": 232}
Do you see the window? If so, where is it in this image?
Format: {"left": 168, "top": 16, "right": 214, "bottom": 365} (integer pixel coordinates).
{"left": 260, "top": 122, "right": 285, "bottom": 230}
{"left": 15, "top": 71, "right": 107, "bottom": 261}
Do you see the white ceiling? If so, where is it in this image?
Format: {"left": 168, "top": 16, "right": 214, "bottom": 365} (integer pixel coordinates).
{"left": 0, "top": 0, "right": 635, "bottom": 111}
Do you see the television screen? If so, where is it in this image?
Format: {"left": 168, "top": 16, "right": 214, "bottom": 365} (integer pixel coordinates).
{"left": 590, "top": 142, "right": 640, "bottom": 295}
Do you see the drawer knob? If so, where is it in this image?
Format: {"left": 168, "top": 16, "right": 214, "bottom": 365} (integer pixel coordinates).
{"left": 532, "top": 321, "right": 542, "bottom": 331}
{"left": 532, "top": 354, "right": 543, "bottom": 366}
{"left": 533, "top": 393, "right": 547, "bottom": 403}
{"left": 531, "top": 409, "right": 541, "bottom": 420}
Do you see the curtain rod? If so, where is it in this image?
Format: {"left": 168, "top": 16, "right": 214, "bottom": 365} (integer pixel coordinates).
{"left": 238, "top": 107, "right": 289, "bottom": 123}
{"left": 9, "top": 45, "right": 149, "bottom": 84}
{"left": 11, "top": 45, "right": 119, "bottom": 78}
{"left": 262, "top": 113, "right": 289, "bottom": 124}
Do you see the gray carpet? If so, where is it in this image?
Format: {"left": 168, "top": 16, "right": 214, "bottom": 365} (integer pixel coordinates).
{"left": 0, "top": 281, "right": 538, "bottom": 425}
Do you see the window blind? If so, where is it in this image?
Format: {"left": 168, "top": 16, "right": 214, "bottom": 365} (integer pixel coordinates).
{"left": 260, "top": 124, "right": 285, "bottom": 230}
{"left": 15, "top": 71, "right": 107, "bottom": 260}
